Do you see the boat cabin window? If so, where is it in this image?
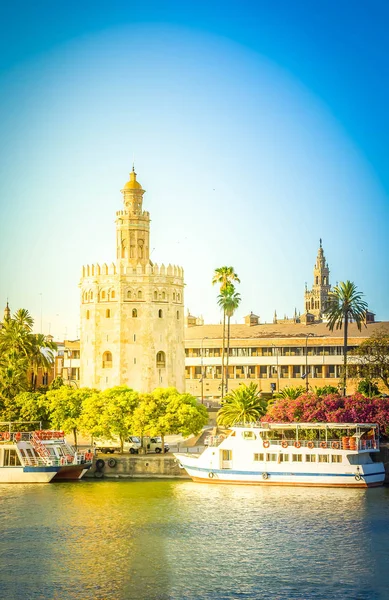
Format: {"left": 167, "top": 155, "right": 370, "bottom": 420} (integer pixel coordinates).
{"left": 279, "top": 454, "right": 289, "bottom": 462}
{"left": 266, "top": 453, "right": 277, "bottom": 462}
{"left": 3, "top": 449, "right": 21, "bottom": 466}
{"left": 254, "top": 453, "right": 264, "bottom": 462}
{"left": 318, "top": 455, "right": 329, "bottom": 463}
{"left": 242, "top": 431, "right": 256, "bottom": 440}
{"left": 305, "top": 454, "right": 316, "bottom": 462}
{"left": 292, "top": 454, "right": 302, "bottom": 462}
{"left": 331, "top": 455, "right": 342, "bottom": 463}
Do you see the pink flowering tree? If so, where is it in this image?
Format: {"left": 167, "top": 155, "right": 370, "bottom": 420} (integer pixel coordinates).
{"left": 263, "top": 393, "right": 389, "bottom": 436}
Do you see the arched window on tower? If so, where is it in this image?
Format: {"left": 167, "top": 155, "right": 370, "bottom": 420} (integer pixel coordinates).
{"left": 111, "top": 290, "right": 115, "bottom": 299}
{"left": 127, "top": 290, "right": 131, "bottom": 299}
{"left": 86, "top": 310, "right": 90, "bottom": 320}
{"left": 177, "top": 311, "right": 179, "bottom": 320}
{"left": 90, "top": 291, "right": 93, "bottom": 301}
{"left": 316, "top": 276, "right": 319, "bottom": 285}
{"left": 138, "top": 290, "right": 142, "bottom": 300}
{"left": 158, "top": 309, "right": 163, "bottom": 318}
{"left": 101, "top": 291, "right": 106, "bottom": 300}
{"left": 173, "top": 292, "right": 176, "bottom": 301}
{"left": 106, "top": 309, "right": 111, "bottom": 318}
{"left": 177, "top": 293, "right": 181, "bottom": 302}
{"left": 132, "top": 309, "right": 138, "bottom": 318}
{"left": 162, "top": 291, "right": 166, "bottom": 300}
{"left": 102, "top": 351, "right": 112, "bottom": 368}
{"left": 156, "top": 351, "right": 166, "bottom": 368}
{"left": 154, "top": 291, "right": 158, "bottom": 301}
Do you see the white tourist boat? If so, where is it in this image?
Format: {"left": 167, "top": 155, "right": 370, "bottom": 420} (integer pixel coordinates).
{"left": 175, "top": 423, "right": 386, "bottom": 488}
{"left": 0, "top": 423, "right": 93, "bottom": 483}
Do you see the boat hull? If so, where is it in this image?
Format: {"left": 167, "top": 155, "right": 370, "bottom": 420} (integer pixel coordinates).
{"left": 175, "top": 455, "right": 386, "bottom": 488}
{"left": 52, "top": 463, "right": 92, "bottom": 481}
{"left": 0, "top": 466, "right": 60, "bottom": 484}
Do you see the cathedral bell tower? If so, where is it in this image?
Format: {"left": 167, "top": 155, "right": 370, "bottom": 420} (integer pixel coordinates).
{"left": 304, "top": 239, "right": 331, "bottom": 321}
{"left": 116, "top": 166, "right": 150, "bottom": 267}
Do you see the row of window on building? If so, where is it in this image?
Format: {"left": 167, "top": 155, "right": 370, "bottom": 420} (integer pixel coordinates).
{"left": 86, "top": 308, "right": 180, "bottom": 320}
{"left": 186, "top": 346, "right": 354, "bottom": 358}
{"left": 100, "top": 351, "right": 166, "bottom": 369}
{"left": 82, "top": 289, "right": 182, "bottom": 303}
{"left": 186, "top": 364, "right": 341, "bottom": 379}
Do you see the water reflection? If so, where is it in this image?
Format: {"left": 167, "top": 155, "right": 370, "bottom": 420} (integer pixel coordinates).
{"left": 0, "top": 481, "right": 388, "bottom": 599}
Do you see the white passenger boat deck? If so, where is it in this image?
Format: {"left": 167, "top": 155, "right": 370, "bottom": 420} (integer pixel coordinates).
{"left": 174, "top": 423, "right": 386, "bottom": 488}
{"left": 0, "top": 422, "right": 93, "bottom": 483}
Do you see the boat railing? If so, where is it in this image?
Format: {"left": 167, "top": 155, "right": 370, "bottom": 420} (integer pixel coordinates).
{"left": 265, "top": 438, "right": 378, "bottom": 451}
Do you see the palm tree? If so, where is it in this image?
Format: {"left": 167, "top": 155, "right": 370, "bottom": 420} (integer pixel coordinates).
{"left": 29, "top": 333, "right": 57, "bottom": 391}
{"left": 218, "top": 285, "right": 241, "bottom": 393}
{"left": 273, "top": 386, "right": 306, "bottom": 400}
{"left": 217, "top": 383, "right": 267, "bottom": 426}
{"left": 0, "top": 352, "right": 29, "bottom": 405}
{"left": 324, "top": 281, "right": 368, "bottom": 396}
{"left": 212, "top": 267, "right": 240, "bottom": 399}
{"left": 0, "top": 308, "right": 57, "bottom": 397}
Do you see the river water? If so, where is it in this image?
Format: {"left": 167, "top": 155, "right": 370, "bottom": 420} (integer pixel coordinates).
{"left": 0, "top": 480, "right": 388, "bottom": 599}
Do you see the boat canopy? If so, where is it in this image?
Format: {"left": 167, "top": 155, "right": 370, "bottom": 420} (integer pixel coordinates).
{"left": 234, "top": 423, "right": 378, "bottom": 430}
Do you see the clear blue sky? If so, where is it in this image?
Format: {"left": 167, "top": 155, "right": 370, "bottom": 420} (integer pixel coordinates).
{"left": 0, "top": 1, "right": 388, "bottom": 339}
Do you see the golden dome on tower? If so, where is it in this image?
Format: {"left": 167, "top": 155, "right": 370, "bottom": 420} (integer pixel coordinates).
{"left": 123, "top": 166, "right": 143, "bottom": 190}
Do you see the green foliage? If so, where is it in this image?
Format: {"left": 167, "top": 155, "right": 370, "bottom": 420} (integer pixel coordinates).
{"left": 49, "top": 376, "right": 65, "bottom": 390}
{"left": 217, "top": 383, "right": 267, "bottom": 426}
{"left": 134, "top": 388, "right": 208, "bottom": 450}
{"left": 0, "top": 308, "right": 57, "bottom": 399}
{"left": 357, "top": 379, "right": 380, "bottom": 398}
{"left": 350, "top": 330, "right": 389, "bottom": 392}
{"left": 8, "top": 392, "right": 51, "bottom": 428}
{"left": 313, "top": 385, "right": 339, "bottom": 397}
{"left": 46, "top": 386, "right": 96, "bottom": 446}
{"left": 273, "top": 386, "right": 306, "bottom": 400}
{"left": 212, "top": 267, "right": 240, "bottom": 292}
{"left": 95, "top": 386, "right": 140, "bottom": 451}
{"left": 324, "top": 281, "right": 368, "bottom": 332}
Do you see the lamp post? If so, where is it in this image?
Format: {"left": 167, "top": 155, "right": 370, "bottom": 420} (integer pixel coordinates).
{"left": 272, "top": 343, "right": 280, "bottom": 392}
{"left": 304, "top": 333, "right": 314, "bottom": 392}
{"left": 201, "top": 337, "right": 208, "bottom": 404}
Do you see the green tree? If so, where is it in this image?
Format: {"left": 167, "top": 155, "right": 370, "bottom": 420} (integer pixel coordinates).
{"left": 0, "top": 308, "right": 57, "bottom": 398}
{"left": 324, "top": 281, "right": 368, "bottom": 395}
{"left": 95, "top": 386, "right": 139, "bottom": 452}
{"left": 136, "top": 388, "right": 208, "bottom": 452}
{"left": 46, "top": 386, "right": 96, "bottom": 447}
{"left": 13, "top": 391, "right": 51, "bottom": 428}
{"left": 217, "top": 285, "right": 241, "bottom": 393}
{"left": 217, "top": 383, "right": 267, "bottom": 427}
{"left": 29, "top": 333, "right": 57, "bottom": 391}
{"left": 0, "top": 352, "right": 29, "bottom": 408}
{"left": 357, "top": 378, "right": 380, "bottom": 398}
{"left": 273, "top": 386, "right": 306, "bottom": 400}
{"left": 313, "top": 385, "right": 339, "bottom": 397}
{"left": 349, "top": 330, "right": 389, "bottom": 392}
{"left": 212, "top": 267, "right": 240, "bottom": 399}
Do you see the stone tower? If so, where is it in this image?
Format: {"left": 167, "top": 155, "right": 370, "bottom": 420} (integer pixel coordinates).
{"left": 79, "top": 169, "right": 185, "bottom": 392}
{"left": 304, "top": 240, "right": 331, "bottom": 321}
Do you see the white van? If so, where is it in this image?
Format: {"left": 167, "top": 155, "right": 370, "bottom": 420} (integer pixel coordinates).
{"left": 94, "top": 436, "right": 169, "bottom": 454}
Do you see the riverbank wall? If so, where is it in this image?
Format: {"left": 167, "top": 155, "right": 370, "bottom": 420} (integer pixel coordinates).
{"left": 85, "top": 443, "right": 389, "bottom": 482}
{"left": 85, "top": 454, "right": 190, "bottom": 479}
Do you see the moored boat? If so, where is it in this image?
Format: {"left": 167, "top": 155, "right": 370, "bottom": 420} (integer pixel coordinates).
{"left": 174, "top": 423, "right": 386, "bottom": 488}
{"left": 0, "top": 423, "right": 93, "bottom": 483}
